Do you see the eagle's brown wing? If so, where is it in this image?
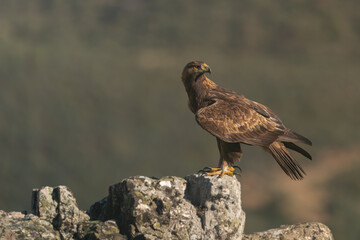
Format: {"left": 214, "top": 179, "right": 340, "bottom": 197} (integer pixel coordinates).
{"left": 195, "top": 96, "right": 285, "bottom": 146}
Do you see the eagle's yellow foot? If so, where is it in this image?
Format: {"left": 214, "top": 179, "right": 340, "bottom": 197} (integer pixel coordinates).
{"left": 207, "top": 169, "right": 234, "bottom": 177}
{"left": 198, "top": 167, "right": 220, "bottom": 174}
{"left": 199, "top": 166, "right": 235, "bottom": 177}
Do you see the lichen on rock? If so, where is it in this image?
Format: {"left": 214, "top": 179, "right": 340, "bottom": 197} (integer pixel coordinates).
{"left": 76, "top": 220, "right": 126, "bottom": 240}
{"left": 32, "top": 185, "right": 90, "bottom": 239}
{"left": 0, "top": 210, "right": 61, "bottom": 240}
{"left": 243, "top": 222, "right": 334, "bottom": 240}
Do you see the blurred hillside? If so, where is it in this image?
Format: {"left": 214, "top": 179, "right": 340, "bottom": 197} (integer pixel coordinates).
{"left": 0, "top": 0, "right": 359, "bottom": 239}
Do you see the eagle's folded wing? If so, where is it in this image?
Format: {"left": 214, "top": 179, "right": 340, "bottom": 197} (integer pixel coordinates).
{"left": 195, "top": 99, "right": 284, "bottom": 146}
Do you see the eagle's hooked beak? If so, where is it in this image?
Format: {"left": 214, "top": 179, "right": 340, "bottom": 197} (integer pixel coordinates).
{"left": 201, "top": 63, "right": 212, "bottom": 74}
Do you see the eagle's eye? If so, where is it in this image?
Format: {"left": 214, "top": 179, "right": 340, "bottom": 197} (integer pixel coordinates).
{"left": 193, "top": 66, "right": 200, "bottom": 70}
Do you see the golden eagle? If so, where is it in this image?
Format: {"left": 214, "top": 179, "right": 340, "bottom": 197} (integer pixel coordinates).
{"left": 181, "top": 61, "right": 312, "bottom": 180}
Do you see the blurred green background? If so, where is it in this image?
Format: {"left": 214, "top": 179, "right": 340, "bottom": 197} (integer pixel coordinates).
{"left": 0, "top": 0, "right": 359, "bottom": 239}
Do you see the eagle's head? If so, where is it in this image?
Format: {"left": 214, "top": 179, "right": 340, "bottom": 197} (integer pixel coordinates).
{"left": 181, "top": 61, "right": 212, "bottom": 87}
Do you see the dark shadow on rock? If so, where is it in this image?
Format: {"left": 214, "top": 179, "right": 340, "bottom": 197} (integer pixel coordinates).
{"left": 184, "top": 174, "right": 213, "bottom": 207}
{"left": 88, "top": 197, "right": 108, "bottom": 221}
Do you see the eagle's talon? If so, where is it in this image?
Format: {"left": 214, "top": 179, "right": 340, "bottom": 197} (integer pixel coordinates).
{"left": 206, "top": 170, "right": 223, "bottom": 176}
{"left": 203, "top": 168, "right": 235, "bottom": 177}
{"left": 233, "top": 165, "right": 242, "bottom": 172}
{"left": 198, "top": 167, "right": 221, "bottom": 174}
{"left": 202, "top": 167, "right": 213, "bottom": 172}
{"left": 220, "top": 170, "right": 234, "bottom": 177}
{"left": 198, "top": 165, "right": 239, "bottom": 177}
{"left": 198, "top": 167, "right": 209, "bottom": 174}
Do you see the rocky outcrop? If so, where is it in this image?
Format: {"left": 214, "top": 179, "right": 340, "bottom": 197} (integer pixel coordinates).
{"left": 0, "top": 175, "right": 334, "bottom": 240}
{"left": 32, "top": 186, "right": 90, "bottom": 239}
{"left": 244, "top": 222, "right": 334, "bottom": 240}
{"left": 0, "top": 210, "right": 60, "bottom": 240}
{"left": 0, "top": 186, "right": 125, "bottom": 240}
{"left": 91, "top": 175, "right": 245, "bottom": 240}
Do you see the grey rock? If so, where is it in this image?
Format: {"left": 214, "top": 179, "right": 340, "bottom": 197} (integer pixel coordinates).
{"left": 185, "top": 174, "right": 246, "bottom": 240}
{"left": 243, "top": 222, "right": 334, "bottom": 240}
{"left": 32, "top": 185, "right": 90, "bottom": 239}
{"left": 0, "top": 210, "right": 127, "bottom": 240}
{"left": 0, "top": 176, "right": 334, "bottom": 240}
{"left": 1, "top": 185, "right": 128, "bottom": 240}
{"left": 100, "top": 176, "right": 203, "bottom": 239}
{"left": 94, "top": 174, "right": 245, "bottom": 240}
{"left": 0, "top": 211, "right": 61, "bottom": 240}
{"left": 76, "top": 220, "right": 127, "bottom": 240}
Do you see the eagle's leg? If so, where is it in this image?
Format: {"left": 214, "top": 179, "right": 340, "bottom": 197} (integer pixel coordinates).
{"left": 200, "top": 166, "right": 237, "bottom": 177}
{"left": 204, "top": 139, "right": 242, "bottom": 177}
{"left": 204, "top": 161, "right": 235, "bottom": 176}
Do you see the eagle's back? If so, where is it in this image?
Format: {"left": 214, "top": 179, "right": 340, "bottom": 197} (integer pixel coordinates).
{"left": 196, "top": 87, "right": 286, "bottom": 146}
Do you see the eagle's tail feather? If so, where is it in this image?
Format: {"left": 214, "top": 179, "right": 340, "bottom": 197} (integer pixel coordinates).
{"left": 268, "top": 142, "right": 306, "bottom": 180}
{"left": 279, "top": 130, "right": 312, "bottom": 146}
{"left": 283, "top": 142, "right": 312, "bottom": 160}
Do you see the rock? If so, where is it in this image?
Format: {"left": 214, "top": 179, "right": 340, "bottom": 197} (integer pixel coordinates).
{"left": 99, "top": 176, "right": 203, "bottom": 239}
{"left": 0, "top": 185, "right": 128, "bottom": 240}
{"left": 186, "top": 174, "right": 246, "bottom": 240}
{"left": 243, "top": 222, "right": 334, "bottom": 240}
{"left": 0, "top": 175, "right": 334, "bottom": 240}
{"left": 0, "top": 211, "right": 126, "bottom": 240}
{"left": 0, "top": 211, "right": 61, "bottom": 240}
{"left": 92, "top": 174, "right": 246, "bottom": 240}
{"left": 88, "top": 197, "right": 108, "bottom": 221}
{"left": 76, "top": 220, "right": 127, "bottom": 240}
{"left": 32, "top": 185, "right": 90, "bottom": 239}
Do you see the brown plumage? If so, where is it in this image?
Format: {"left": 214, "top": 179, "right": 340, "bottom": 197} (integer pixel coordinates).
{"left": 181, "top": 61, "right": 312, "bottom": 180}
